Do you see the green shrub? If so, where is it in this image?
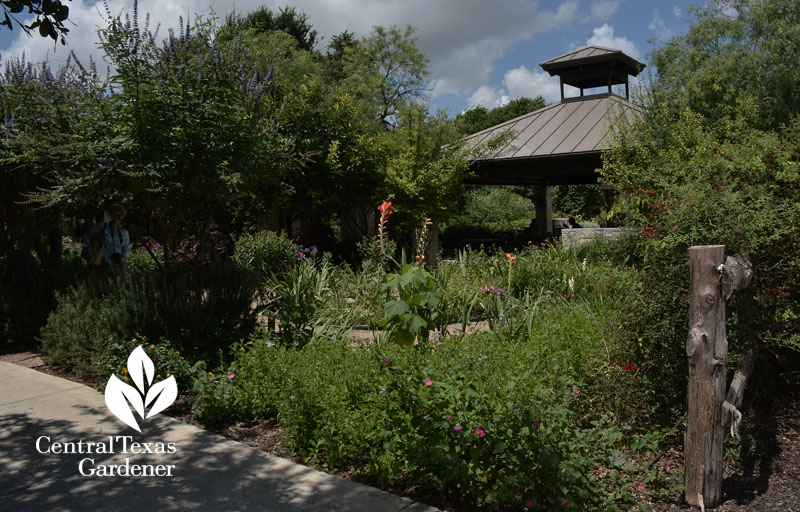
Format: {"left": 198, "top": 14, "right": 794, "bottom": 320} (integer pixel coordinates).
{"left": 355, "top": 235, "right": 396, "bottom": 272}
{"left": 40, "top": 262, "right": 258, "bottom": 378}
{"left": 553, "top": 184, "right": 606, "bottom": 218}
{"left": 603, "top": 113, "right": 800, "bottom": 421}
{"left": 381, "top": 264, "right": 442, "bottom": 346}
{"left": 1, "top": 240, "right": 89, "bottom": 347}
{"left": 94, "top": 336, "right": 194, "bottom": 390}
{"left": 260, "top": 260, "right": 355, "bottom": 348}
{"left": 232, "top": 231, "right": 297, "bottom": 287}
{"left": 445, "top": 186, "right": 535, "bottom": 233}
{"left": 40, "top": 278, "right": 154, "bottom": 377}
{"left": 196, "top": 332, "right": 657, "bottom": 510}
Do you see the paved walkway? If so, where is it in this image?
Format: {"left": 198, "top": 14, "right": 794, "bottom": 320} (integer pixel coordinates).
{"left": 0, "top": 360, "right": 439, "bottom": 512}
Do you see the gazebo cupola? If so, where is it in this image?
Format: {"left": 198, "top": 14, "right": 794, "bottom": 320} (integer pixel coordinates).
{"left": 539, "top": 46, "right": 645, "bottom": 101}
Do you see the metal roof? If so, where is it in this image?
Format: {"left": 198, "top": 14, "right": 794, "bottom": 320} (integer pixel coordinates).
{"left": 539, "top": 46, "right": 645, "bottom": 75}
{"left": 465, "top": 93, "right": 643, "bottom": 162}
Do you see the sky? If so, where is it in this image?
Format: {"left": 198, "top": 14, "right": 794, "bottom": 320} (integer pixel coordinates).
{"left": 0, "top": 0, "right": 699, "bottom": 116}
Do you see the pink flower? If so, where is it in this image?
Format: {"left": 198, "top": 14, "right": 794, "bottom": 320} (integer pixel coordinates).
{"left": 665, "top": 463, "right": 671, "bottom": 474}
{"left": 561, "top": 498, "right": 570, "bottom": 506}
{"left": 535, "top": 421, "right": 540, "bottom": 428}
{"left": 454, "top": 425, "right": 463, "bottom": 431}
{"left": 227, "top": 373, "right": 235, "bottom": 380}
{"left": 525, "top": 500, "right": 534, "bottom": 509}
{"left": 572, "top": 388, "right": 580, "bottom": 395}
{"left": 425, "top": 380, "right": 435, "bottom": 386}
{"left": 637, "top": 481, "right": 644, "bottom": 492}
{"left": 446, "top": 416, "right": 452, "bottom": 420}
{"left": 476, "top": 426, "right": 486, "bottom": 438}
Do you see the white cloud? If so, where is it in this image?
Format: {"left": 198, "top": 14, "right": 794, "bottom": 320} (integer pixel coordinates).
{"left": 466, "top": 65, "right": 560, "bottom": 109}
{"left": 649, "top": 10, "right": 674, "bottom": 40}
{"left": 3, "top": 1, "right": 214, "bottom": 71}
{"left": 0, "top": 0, "right": 587, "bottom": 100}
{"left": 672, "top": 5, "right": 682, "bottom": 18}
{"left": 503, "top": 66, "right": 561, "bottom": 104}
{"left": 467, "top": 86, "right": 507, "bottom": 109}
{"left": 588, "top": 0, "right": 623, "bottom": 21}
{"left": 586, "top": 23, "right": 639, "bottom": 59}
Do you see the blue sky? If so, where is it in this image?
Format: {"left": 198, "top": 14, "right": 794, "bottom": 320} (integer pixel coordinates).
{"left": 0, "top": 1, "right": 699, "bottom": 115}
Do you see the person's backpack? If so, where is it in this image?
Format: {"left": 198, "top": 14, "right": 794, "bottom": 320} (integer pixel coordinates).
{"left": 82, "top": 223, "right": 107, "bottom": 267}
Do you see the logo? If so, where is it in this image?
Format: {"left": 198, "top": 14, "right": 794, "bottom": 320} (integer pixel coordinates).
{"left": 105, "top": 346, "right": 178, "bottom": 432}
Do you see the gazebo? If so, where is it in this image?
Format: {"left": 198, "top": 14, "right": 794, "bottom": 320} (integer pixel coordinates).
{"left": 463, "top": 46, "right": 645, "bottom": 234}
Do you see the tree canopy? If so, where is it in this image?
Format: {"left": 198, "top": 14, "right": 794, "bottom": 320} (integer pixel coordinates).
{"left": 218, "top": 6, "right": 318, "bottom": 51}
{"left": 647, "top": 0, "right": 800, "bottom": 133}
{"left": 0, "top": 0, "right": 70, "bottom": 43}
{"left": 341, "top": 25, "right": 429, "bottom": 128}
{"left": 455, "top": 96, "right": 546, "bottom": 135}
{"left": 600, "top": 0, "right": 800, "bottom": 414}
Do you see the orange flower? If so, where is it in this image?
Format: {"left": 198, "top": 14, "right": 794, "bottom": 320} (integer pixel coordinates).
{"left": 377, "top": 200, "right": 393, "bottom": 218}
{"left": 505, "top": 252, "right": 517, "bottom": 262}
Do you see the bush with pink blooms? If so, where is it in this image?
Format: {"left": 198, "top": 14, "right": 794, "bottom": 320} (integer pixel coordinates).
{"left": 193, "top": 329, "right": 667, "bottom": 510}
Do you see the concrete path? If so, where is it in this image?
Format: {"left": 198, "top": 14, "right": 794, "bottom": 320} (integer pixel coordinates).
{"left": 0, "top": 361, "right": 438, "bottom": 512}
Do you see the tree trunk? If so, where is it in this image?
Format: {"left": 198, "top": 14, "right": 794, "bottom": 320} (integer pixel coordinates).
{"left": 685, "top": 245, "right": 727, "bottom": 509}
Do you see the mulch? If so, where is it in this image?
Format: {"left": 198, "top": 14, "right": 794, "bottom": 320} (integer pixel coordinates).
{"left": 652, "top": 389, "right": 800, "bottom": 512}
{"left": 5, "top": 352, "right": 799, "bottom": 511}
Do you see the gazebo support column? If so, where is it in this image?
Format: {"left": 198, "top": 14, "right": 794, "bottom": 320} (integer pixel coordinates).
{"left": 534, "top": 186, "right": 553, "bottom": 234}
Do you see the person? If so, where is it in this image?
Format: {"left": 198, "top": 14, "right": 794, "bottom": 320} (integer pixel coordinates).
{"left": 82, "top": 204, "right": 130, "bottom": 279}
{"left": 568, "top": 216, "right": 582, "bottom": 229}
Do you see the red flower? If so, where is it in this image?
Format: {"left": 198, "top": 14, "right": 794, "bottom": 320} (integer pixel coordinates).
{"left": 377, "top": 200, "right": 393, "bottom": 218}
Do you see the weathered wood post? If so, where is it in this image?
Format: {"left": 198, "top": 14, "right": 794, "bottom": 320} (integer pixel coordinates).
{"left": 685, "top": 246, "right": 753, "bottom": 510}
{"left": 685, "top": 245, "right": 727, "bottom": 509}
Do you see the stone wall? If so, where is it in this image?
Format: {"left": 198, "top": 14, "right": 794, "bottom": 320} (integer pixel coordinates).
{"left": 560, "top": 228, "right": 638, "bottom": 249}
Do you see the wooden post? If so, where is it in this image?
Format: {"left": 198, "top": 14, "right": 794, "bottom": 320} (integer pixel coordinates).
{"left": 685, "top": 245, "right": 727, "bottom": 509}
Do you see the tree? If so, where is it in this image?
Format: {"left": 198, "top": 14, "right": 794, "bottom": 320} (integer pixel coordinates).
{"left": 324, "top": 30, "right": 356, "bottom": 83}
{"left": 92, "top": 8, "right": 297, "bottom": 256}
{"left": 446, "top": 187, "right": 536, "bottom": 233}
{"left": 648, "top": 0, "right": 800, "bottom": 132}
{"left": 0, "top": 55, "right": 106, "bottom": 343}
{"left": 380, "top": 103, "right": 472, "bottom": 234}
{"left": 1, "top": 0, "right": 70, "bottom": 43}
{"left": 455, "top": 96, "right": 546, "bottom": 135}
{"left": 342, "top": 25, "right": 429, "bottom": 128}
{"left": 600, "top": 0, "right": 800, "bottom": 424}
{"left": 218, "top": 6, "right": 318, "bottom": 52}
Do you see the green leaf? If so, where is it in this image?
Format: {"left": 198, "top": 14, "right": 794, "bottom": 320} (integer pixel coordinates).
{"left": 383, "top": 299, "right": 409, "bottom": 317}
{"left": 404, "top": 313, "right": 428, "bottom": 335}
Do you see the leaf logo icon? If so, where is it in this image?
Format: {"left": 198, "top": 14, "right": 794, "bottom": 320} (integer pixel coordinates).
{"left": 104, "top": 346, "right": 178, "bottom": 431}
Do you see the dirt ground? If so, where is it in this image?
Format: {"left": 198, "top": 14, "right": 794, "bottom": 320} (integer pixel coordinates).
{"left": 5, "top": 351, "right": 798, "bottom": 511}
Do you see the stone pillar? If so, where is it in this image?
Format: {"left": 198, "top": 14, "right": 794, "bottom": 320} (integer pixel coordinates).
{"left": 533, "top": 186, "right": 553, "bottom": 234}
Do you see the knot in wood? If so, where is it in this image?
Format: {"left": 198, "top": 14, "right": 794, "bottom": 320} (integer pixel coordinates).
{"left": 718, "top": 253, "right": 753, "bottom": 299}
